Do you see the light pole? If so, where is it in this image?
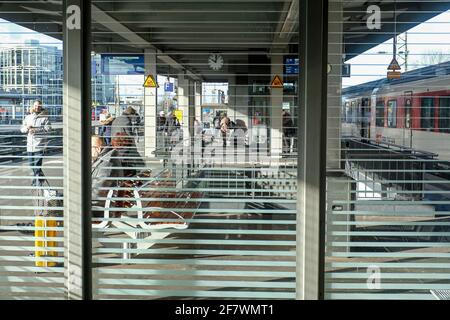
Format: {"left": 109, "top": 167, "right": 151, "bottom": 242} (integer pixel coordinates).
{"left": 49, "top": 78, "right": 62, "bottom": 122}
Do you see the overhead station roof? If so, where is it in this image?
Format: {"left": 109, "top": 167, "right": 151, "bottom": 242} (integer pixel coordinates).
{"left": 342, "top": 0, "right": 450, "bottom": 61}
{"left": 0, "top": 0, "right": 298, "bottom": 79}
{"left": 89, "top": 0, "right": 299, "bottom": 78}
{"left": 1, "top": 1, "right": 450, "bottom": 74}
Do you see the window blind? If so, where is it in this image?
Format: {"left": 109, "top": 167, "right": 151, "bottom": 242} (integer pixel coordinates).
{"left": 90, "top": 0, "right": 299, "bottom": 299}
{"left": 0, "top": 0, "right": 64, "bottom": 299}
{"left": 326, "top": 0, "right": 450, "bottom": 300}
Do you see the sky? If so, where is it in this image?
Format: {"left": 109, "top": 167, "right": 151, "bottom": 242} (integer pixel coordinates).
{"left": 3, "top": 9, "right": 450, "bottom": 90}
{"left": 0, "top": 18, "right": 62, "bottom": 49}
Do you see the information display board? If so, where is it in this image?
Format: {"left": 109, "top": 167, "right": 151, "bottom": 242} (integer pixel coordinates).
{"left": 284, "top": 56, "right": 299, "bottom": 74}
{"left": 101, "top": 54, "right": 145, "bottom": 75}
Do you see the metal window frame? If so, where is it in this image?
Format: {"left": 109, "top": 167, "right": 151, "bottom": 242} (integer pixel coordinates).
{"left": 297, "top": 0, "right": 328, "bottom": 300}
{"left": 60, "top": 0, "right": 329, "bottom": 300}
{"left": 63, "top": 0, "right": 92, "bottom": 300}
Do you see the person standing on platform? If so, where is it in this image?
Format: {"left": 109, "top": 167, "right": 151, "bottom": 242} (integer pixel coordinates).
{"left": 282, "top": 110, "right": 295, "bottom": 155}
{"left": 220, "top": 112, "right": 230, "bottom": 148}
{"left": 99, "top": 108, "right": 113, "bottom": 146}
{"left": 21, "top": 100, "right": 52, "bottom": 186}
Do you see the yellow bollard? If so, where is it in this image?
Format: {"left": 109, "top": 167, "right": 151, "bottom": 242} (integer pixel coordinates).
{"left": 35, "top": 215, "right": 57, "bottom": 267}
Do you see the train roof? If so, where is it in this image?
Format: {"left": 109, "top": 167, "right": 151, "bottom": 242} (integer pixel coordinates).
{"left": 342, "top": 60, "right": 450, "bottom": 97}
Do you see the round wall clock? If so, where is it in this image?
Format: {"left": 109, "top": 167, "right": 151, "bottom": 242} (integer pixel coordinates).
{"left": 208, "top": 53, "right": 224, "bottom": 71}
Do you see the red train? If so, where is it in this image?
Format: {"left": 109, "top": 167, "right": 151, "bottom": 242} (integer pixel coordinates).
{"left": 342, "top": 61, "right": 450, "bottom": 161}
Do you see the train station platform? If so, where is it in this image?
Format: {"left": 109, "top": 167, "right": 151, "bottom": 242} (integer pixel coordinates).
{"left": 0, "top": 0, "right": 449, "bottom": 302}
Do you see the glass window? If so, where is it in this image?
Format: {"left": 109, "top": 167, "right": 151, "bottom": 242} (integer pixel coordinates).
{"left": 421, "top": 97, "right": 435, "bottom": 131}
{"left": 24, "top": 51, "right": 29, "bottom": 66}
{"left": 375, "top": 100, "right": 385, "bottom": 127}
{"left": 202, "top": 82, "right": 229, "bottom": 105}
{"left": 439, "top": 97, "right": 450, "bottom": 133}
{"left": 16, "top": 51, "right": 21, "bottom": 64}
{"left": 91, "top": 1, "right": 298, "bottom": 300}
{"left": 326, "top": 0, "right": 450, "bottom": 301}
{"left": 387, "top": 100, "right": 397, "bottom": 128}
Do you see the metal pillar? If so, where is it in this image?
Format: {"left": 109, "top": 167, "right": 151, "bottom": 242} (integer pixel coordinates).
{"left": 297, "top": 0, "right": 328, "bottom": 300}
{"left": 177, "top": 74, "right": 190, "bottom": 142}
{"left": 63, "top": 0, "right": 92, "bottom": 300}
{"left": 327, "top": 1, "right": 343, "bottom": 169}
{"left": 144, "top": 48, "right": 157, "bottom": 158}
{"left": 270, "top": 51, "right": 283, "bottom": 158}
{"left": 194, "top": 81, "right": 202, "bottom": 122}
{"left": 235, "top": 74, "right": 249, "bottom": 126}
{"left": 188, "top": 78, "right": 196, "bottom": 140}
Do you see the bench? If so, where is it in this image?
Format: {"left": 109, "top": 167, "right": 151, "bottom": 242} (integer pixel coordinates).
{"left": 93, "top": 169, "right": 203, "bottom": 258}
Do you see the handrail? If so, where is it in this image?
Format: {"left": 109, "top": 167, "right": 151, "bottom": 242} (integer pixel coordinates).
{"left": 343, "top": 136, "right": 438, "bottom": 159}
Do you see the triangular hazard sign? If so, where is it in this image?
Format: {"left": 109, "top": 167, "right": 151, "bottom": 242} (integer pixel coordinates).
{"left": 388, "top": 58, "right": 401, "bottom": 71}
{"left": 143, "top": 75, "right": 158, "bottom": 88}
{"left": 271, "top": 75, "right": 283, "bottom": 88}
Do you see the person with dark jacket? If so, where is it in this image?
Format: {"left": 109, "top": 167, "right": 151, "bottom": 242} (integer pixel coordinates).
{"left": 110, "top": 106, "right": 144, "bottom": 169}
{"left": 157, "top": 111, "right": 167, "bottom": 132}
{"left": 91, "top": 132, "right": 145, "bottom": 218}
{"left": 282, "top": 110, "right": 295, "bottom": 154}
{"left": 164, "top": 111, "right": 180, "bottom": 134}
{"left": 111, "top": 106, "right": 139, "bottom": 138}
{"left": 164, "top": 111, "right": 181, "bottom": 148}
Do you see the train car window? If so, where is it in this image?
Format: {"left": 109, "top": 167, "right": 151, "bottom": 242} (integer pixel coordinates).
{"left": 421, "top": 98, "right": 435, "bottom": 131}
{"left": 375, "top": 100, "right": 385, "bottom": 127}
{"left": 404, "top": 97, "right": 412, "bottom": 128}
{"left": 439, "top": 97, "right": 450, "bottom": 133}
{"left": 387, "top": 100, "right": 397, "bottom": 128}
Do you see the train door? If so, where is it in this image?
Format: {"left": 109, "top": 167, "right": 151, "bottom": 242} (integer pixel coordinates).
{"left": 360, "top": 98, "right": 370, "bottom": 139}
{"left": 404, "top": 92, "right": 413, "bottom": 148}
{"left": 404, "top": 92, "right": 412, "bottom": 129}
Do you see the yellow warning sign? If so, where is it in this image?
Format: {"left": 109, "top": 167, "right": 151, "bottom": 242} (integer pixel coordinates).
{"left": 387, "top": 58, "right": 401, "bottom": 71}
{"left": 387, "top": 71, "right": 401, "bottom": 79}
{"left": 143, "top": 75, "right": 158, "bottom": 88}
{"left": 271, "top": 75, "right": 284, "bottom": 88}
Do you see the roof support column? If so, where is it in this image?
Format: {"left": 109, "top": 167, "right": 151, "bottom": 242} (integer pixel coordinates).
{"left": 188, "top": 78, "right": 196, "bottom": 139}
{"left": 297, "top": 0, "right": 328, "bottom": 300}
{"left": 270, "top": 50, "right": 284, "bottom": 159}
{"left": 178, "top": 74, "right": 190, "bottom": 143}
{"left": 63, "top": 0, "right": 92, "bottom": 300}
{"left": 327, "top": 0, "right": 343, "bottom": 169}
{"left": 195, "top": 81, "right": 202, "bottom": 123}
{"left": 144, "top": 48, "right": 157, "bottom": 158}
